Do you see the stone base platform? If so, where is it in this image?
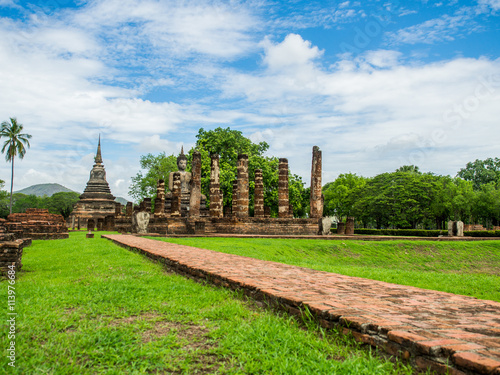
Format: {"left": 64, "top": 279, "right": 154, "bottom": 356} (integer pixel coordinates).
{"left": 103, "top": 234, "right": 500, "bottom": 375}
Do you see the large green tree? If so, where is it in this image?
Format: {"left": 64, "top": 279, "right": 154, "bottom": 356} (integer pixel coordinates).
{"left": 457, "top": 157, "right": 500, "bottom": 190}
{"left": 0, "top": 118, "right": 32, "bottom": 214}
{"left": 46, "top": 192, "right": 80, "bottom": 219}
{"left": 129, "top": 153, "right": 178, "bottom": 202}
{"left": 323, "top": 173, "right": 366, "bottom": 221}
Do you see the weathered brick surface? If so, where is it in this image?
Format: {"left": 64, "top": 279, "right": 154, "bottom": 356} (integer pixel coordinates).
{"left": 209, "top": 154, "right": 223, "bottom": 218}
{"left": 104, "top": 234, "right": 500, "bottom": 375}
{"left": 5, "top": 208, "right": 68, "bottom": 240}
{"left": 278, "top": 158, "right": 290, "bottom": 218}
{"left": 189, "top": 151, "right": 202, "bottom": 217}
{"left": 236, "top": 154, "right": 249, "bottom": 218}
{"left": 310, "top": 146, "right": 323, "bottom": 218}
{"left": 254, "top": 169, "right": 264, "bottom": 218}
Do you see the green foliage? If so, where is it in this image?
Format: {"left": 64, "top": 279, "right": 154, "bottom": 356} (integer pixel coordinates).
{"left": 457, "top": 157, "right": 500, "bottom": 190}
{"left": 0, "top": 192, "right": 80, "bottom": 218}
{"left": 0, "top": 232, "right": 412, "bottom": 374}
{"left": 323, "top": 173, "right": 366, "bottom": 220}
{"left": 323, "top": 165, "right": 496, "bottom": 230}
{"left": 354, "top": 228, "right": 446, "bottom": 237}
{"left": 0, "top": 180, "right": 9, "bottom": 218}
{"left": 0, "top": 117, "right": 32, "bottom": 214}
{"left": 46, "top": 192, "right": 80, "bottom": 218}
{"left": 129, "top": 152, "right": 178, "bottom": 202}
{"left": 465, "top": 230, "right": 500, "bottom": 237}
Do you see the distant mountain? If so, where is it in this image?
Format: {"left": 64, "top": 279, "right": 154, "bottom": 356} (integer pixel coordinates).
{"left": 14, "top": 183, "right": 78, "bottom": 197}
{"left": 15, "top": 183, "right": 131, "bottom": 204}
{"left": 115, "top": 197, "right": 130, "bottom": 205}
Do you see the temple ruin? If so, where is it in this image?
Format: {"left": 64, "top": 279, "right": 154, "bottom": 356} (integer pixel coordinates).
{"left": 116, "top": 146, "right": 325, "bottom": 235}
{"left": 68, "top": 137, "right": 121, "bottom": 231}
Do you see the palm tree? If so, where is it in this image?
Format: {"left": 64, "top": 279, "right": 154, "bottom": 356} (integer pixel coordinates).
{"left": 0, "top": 118, "right": 32, "bottom": 214}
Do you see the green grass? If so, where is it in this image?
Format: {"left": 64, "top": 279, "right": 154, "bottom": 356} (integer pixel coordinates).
{"left": 0, "top": 232, "right": 414, "bottom": 374}
{"left": 154, "top": 237, "right": 500, "bottom": 302}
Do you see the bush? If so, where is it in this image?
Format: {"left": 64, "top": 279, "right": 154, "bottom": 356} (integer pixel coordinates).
{"left": 464, "top": 230, "right": 500, "bottom": 237}
{"left": 351, "top": 228, "right": 447, "bottom": 237}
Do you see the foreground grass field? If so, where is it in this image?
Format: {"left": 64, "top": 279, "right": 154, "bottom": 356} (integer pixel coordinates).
{"left": 157, "top": 237, "right": 500, "bottom": 302}
{"left": 0, "top": 232, "right": 413, "bottom": 374}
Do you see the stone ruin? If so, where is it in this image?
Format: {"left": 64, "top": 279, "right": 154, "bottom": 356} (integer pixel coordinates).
{"left": 5, "top": 208, "right": 69, "bottom": 240}
{"left": 0, "top": 219, "right": 31, "bottom": 276}
{"left": 448, "top": 220, "right": 464, "bottom": 237}
{"left": 68, "top": 137, "right": 121, "bottom": 231}
{"left": 115, "top": 146, "right": 327, "bottom": 236}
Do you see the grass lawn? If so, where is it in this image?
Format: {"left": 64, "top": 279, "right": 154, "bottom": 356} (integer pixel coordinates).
{"left": 0, "top": 232, "right": 413, "bottom": 374}
{"left": 155, "top": 237, "right": 500, "bottom": 302}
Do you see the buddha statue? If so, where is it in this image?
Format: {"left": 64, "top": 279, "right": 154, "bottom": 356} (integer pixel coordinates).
{"left": 163, "top": 147, "right": 207, "bottom": 217}
{"left": 168, "top": 148, "right": 192, "bottom": 194}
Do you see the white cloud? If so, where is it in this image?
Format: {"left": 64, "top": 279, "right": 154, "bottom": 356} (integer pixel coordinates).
{"left": 262, "top": 34, "right": 323, "bottom": 71}
{"left": 478, "top": 0, "right": 500, "bottom": 11}
{"left": 387, "top": 7, "right": 478, "bottom": 44}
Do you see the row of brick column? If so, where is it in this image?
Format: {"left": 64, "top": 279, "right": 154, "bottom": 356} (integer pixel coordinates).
{"left": 206, "top": 146, "right": 322, "bottom": 219}
{"left": 163, "top": 146, "right": 323, "bottom": 220}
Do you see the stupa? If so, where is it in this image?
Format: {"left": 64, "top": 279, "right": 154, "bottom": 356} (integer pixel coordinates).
{"left": 69, "top": 137, "right": 119, "bottom": 230}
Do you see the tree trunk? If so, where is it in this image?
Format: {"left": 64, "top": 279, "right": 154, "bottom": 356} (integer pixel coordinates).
{"left": 9, "top": 157, "right": 14, "bottom": 214}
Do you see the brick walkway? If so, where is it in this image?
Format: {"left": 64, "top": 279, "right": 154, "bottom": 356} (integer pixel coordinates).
{"left": 103, "top": 234, "right": 500, "bottom": 375}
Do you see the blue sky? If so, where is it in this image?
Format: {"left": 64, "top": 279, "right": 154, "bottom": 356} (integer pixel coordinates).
{"left": 0, "top": 0, "right": 499, "bottom": 201}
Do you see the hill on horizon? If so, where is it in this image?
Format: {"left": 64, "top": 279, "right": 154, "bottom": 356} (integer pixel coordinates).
{"left": 15, "top": 183, "right": 78, "bottom": 197}
{"left": 14, "top": 183, "right": 130, "bottom": 205}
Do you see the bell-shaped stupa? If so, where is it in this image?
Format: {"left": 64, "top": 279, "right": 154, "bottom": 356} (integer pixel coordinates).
{"left": 68, "top": 136, "right": 119, "bottom": 230}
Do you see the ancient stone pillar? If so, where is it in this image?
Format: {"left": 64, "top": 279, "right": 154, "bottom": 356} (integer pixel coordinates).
{"left": 236, "top": 154, "right": 249, "bottom": 217}
{"left": 154, "top": 179, "right": 165, "bottom": 216}
{"left": 87, "top": 218, "right": 95, "bottom": 231}
{"left": 264, "top": 206, "right": 271, "bottom": 218}
{"left": 209, "top": 154, "right": 223, "bottom": 218}
{"left": 77, "top": 217, "right": 80, "bottom": 230}
{"left": 126, "top": 202, "right": 133, "bottom": 216}
{"left": 456, "top": 221, "right": 464, "bottom": 237}
{"left": 254, "top": 169, "right": 264, "bottom": 218}
{"left": 345, "top": 217, "right": 355, "bottom": 235}
{"left": 278, "top": 158, "right": 290, "bottom": 218}
{"left": 171, "top": 172, "right": 181, "bottom": 217}
{"left": 190, "top": 151, "right": 202, "bottom": 217}
{"left": 115, "top": 203, "right": 122, "bottom": 216}
{"left": 310, "top": 146, "right": 323, "bottom": 218}
{"left": 231, "top": 180, "right": 238, "bottom": 217}
{"left": 143, "top": 198, "right": 152, "bottom": 213}
{"left": 337, "top": 222, "right": 345, "bottom": 235}
{"left": 71, "top": 215, "right": 75, "bottom": 229}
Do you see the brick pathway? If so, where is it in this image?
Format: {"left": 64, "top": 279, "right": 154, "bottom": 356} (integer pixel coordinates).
{"left": 103, "top": 234, "right": 500, "bottom": 375}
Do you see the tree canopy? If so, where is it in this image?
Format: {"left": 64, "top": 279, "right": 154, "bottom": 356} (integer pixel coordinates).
{"left": 0, "top": 117, "right": 32, "bottom": 214}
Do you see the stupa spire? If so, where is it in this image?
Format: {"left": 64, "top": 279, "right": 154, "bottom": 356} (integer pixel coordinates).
{"left": 95, "top": 135, "right": 103, "bottom": 164}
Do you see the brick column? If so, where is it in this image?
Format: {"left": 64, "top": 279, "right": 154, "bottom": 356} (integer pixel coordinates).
{"left": 154, "top": 179, "right": 165, "bottom": 216}
{"left": 278, "top": 158, "right": 290, "bottom": 218}
{"left": 231, "top": 180, "right": 238, "bottom": 217}
{"left": 310, "top": 146, "right": 323, "bottom": 218}
{"left": 209, "top": 154, "right": 223, "bottom": 218}
{"left": 345, "top": 217, "right": 355, "bottom": 235}
{"left": 189, "top": 151, "right": 202, "bottom": 217}
{"left": 254, "top": 169, "right": 264, "bottom": 218}
{"left": 171, "top": 172, "right": 181, "bottom": 217}
{"left": 236, "top": 154, "right": 249, "bottom": 217}
{"left": 126, "top": 202, "right": 133, "bottom": 216}
{"left": 337, "top": 222, "right": 345, "bottom": 235}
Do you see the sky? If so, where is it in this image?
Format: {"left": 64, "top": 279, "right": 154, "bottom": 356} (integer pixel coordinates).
{"left": 0, "top": 0, "right": 499, "bottom": 201}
